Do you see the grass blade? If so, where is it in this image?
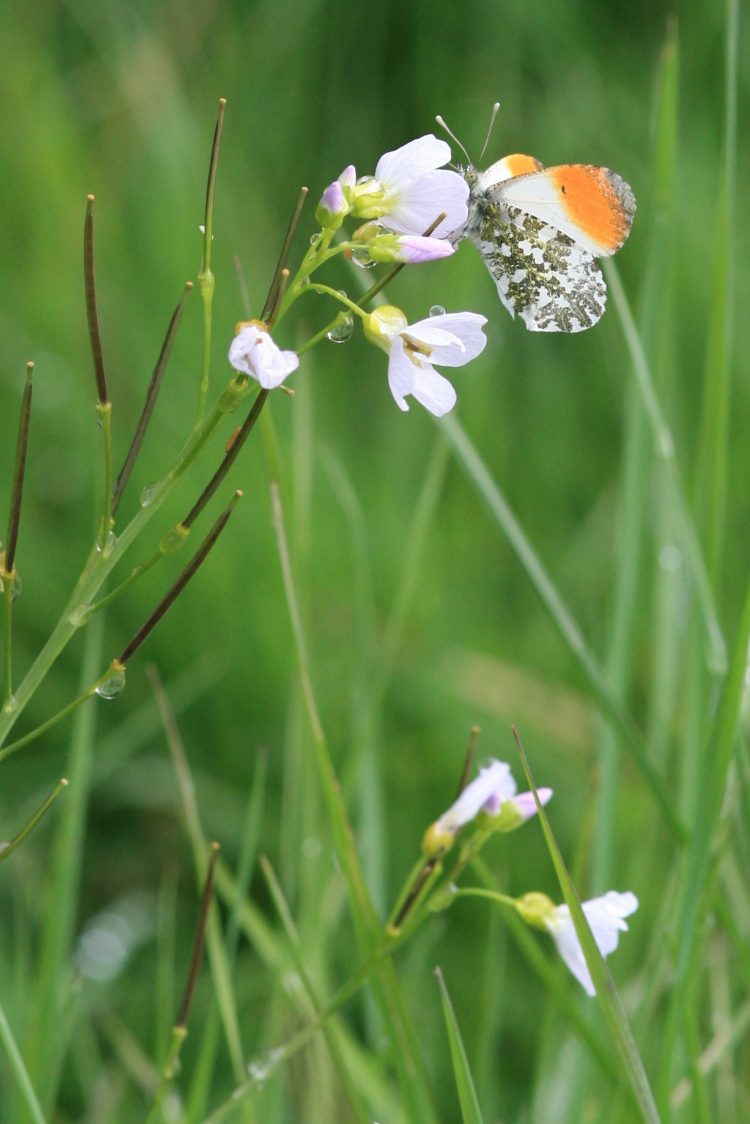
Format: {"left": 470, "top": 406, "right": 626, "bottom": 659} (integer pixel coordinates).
{"left": 440, "top": 411, "right": 681, "bottom": 839}
{"left": 434, "top": 966, "right": 485, "bottom": 1124}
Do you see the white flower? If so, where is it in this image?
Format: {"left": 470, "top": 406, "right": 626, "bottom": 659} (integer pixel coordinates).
{"left": 353, "top": 135, "right": 469, "bottom": 239}
{"left": 228, "top": 321, "right": 299, "bottom": 389}
{"left": 437, "top": 760, "right": 516, "bottom": 838}
{"left": 364, "top": 306, "right": 487, "bottom": 417}
{"left": 421, "top": 759, "right": 552, "bottom": 855}
{"left": 544, "top": 890, "right": 639, "bottom": 996}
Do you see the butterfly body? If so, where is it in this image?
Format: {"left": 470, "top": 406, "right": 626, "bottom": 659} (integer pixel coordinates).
{"left": 456, "top": 156, "right": 636, "bottom": 333}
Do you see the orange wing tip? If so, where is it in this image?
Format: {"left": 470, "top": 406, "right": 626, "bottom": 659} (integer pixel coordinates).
{"left": 550, "top": 165, "right": 636, "bottom": 253}
{"left": 499, "top": 153, "right": 544, "bottom": 178}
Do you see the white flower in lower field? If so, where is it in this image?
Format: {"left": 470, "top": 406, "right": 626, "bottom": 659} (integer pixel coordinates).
{"left": 421, "top": 759, "right": 553, "bottom": 855}
{"left": 363, "top": 306, "right": 487, "bottom": 417}
{"left": 228, "top": 321, "right": 299, "bottom": 389}
{"left": 544, "top": 890, "right": 639, "bottom": 996}
{"left": 352, "top": 135, "right": 469, "bottom": 239}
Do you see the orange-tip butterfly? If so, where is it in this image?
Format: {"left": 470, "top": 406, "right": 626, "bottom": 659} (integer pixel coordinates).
{"left": 441, "top": 110, "right": 636, "bottom": 333}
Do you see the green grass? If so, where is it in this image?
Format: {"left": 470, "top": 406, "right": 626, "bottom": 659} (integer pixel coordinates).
{"left": 1, "top": 0, "right": 749, "bottom": 1120}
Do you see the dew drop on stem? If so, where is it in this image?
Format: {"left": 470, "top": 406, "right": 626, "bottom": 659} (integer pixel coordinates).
{"left": 95, "top": 667, "right": 127, "bottom": 699}
{"left": 327, "top": 312, "right": 354, "bottom": 344}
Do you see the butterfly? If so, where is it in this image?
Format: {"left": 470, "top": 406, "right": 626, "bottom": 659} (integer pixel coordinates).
{"left": 455, "top": 153, "right": 636, "bottom": 333}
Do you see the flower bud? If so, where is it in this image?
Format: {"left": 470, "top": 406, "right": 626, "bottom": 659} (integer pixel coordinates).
{"left": 351, "top": 176, "right": 389, "bottom": 219}
{"left": 363, "top": 305, "right": 408, "bottom": 353}
{"left": 515, "top": 891, "right": 557, "bottom": 931}
{"left": 421, "top": 821, "right": 456, "bottom": 858}
{"left": 316, "top": 180, "right": 348, "bottom": 231}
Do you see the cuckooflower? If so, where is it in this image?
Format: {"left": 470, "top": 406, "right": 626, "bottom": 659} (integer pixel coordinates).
{"left": 422, "top": 758, "right": 553, "bottom": 855}
{"left": 519, "top": 890, "right": 639, "bottom": 996}
{"left": 363, "top": 306, "right": 487, "bottom": 417}
{"left": 316, "top": 165, "right": 356, "bottom": 230}
{"left": 351, "top": 135, "right": 469, "bottom": 239}
{"left": 228, "top": 321, "right": 299, "bottom": 389}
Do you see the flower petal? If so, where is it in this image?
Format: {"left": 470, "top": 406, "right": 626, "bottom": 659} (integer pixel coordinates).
{"left": 438, "top": 760, "right": 514, "bottom": 833}
{"left": 394, "top": 235, "right": 455, "bottom": 263}
{"left": 407, "top": 312, "right": 488, "bottom": 367}
{"left": 510, "top": 788, "right": 553, "bottom": 821}
{"left": 228, "top": 325, "right": 299, "bottom": 389}
{"left": 387, "top": 342, "right": 457, "bottom": 417}
{"left": 375, "top": 134, "right": 453, "bottom": 182}
{"left": 547, "top": 891, "right": 639, "bottom": 996}
{"left": 383, "top": 169, "right": 469, "bottom": 239}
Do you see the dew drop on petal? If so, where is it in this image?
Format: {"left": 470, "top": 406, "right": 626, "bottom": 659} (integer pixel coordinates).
{"left": 95, "top": 668, "right": 127, "bottom": 699}
{"left": 327, "top": 312, "right": 354, "bottom": 344}
{"left": 429, "top": 304, "right": 446, "bottom": 317}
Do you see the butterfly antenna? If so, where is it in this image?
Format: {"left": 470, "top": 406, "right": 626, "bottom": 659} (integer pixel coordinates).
{"left": 477, "top": 102, "right": 501, "bottom": 165}
{"left": 435, "top": 114, "right": 471, "bottom": 165}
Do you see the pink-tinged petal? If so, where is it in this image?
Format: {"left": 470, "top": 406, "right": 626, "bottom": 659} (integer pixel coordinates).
{"left": 322, "top": 181, "right": 345, "bottom": 213}
{"left": 383, "top": 170, "right": 469, "bottom": 239}
{"left": 228, "top": 325, "right": 299, "bottom": 389}
{"left": 437, "top": 761, "right": 513, "bottom": 833}
{"left": 375, "top": 134, "right": 453, "bottom": 182}
{"left": 395, "top": 235, "right": 455, "bottom": 263}
{"left": 511, "top": 788, "right": 553, "bottom": 820}
{"left": 407, "top": 312, "right": 488, "bottom": 367}
{"left": 338, "top": 164, "right": 356, "bottom": 189}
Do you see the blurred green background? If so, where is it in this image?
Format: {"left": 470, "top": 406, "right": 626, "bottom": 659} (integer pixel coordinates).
{"left": 1, "top": 0, "right": 748, "bottom": 1120}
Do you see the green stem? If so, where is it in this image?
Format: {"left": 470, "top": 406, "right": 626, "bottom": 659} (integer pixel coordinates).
{"left": 451, "top": 886, "right": 518, "bottom": 911}
{"left": 0, "top": 662, "right": 120, "bottom": 763}
{"left": 142, "top": 1026, "right": 188, "bottom": 1124}
{"left": 0, "top": 777, "right": 68, "bottom": 863}
{"left": 0, "top": 375, "right": 252, "bottom": 752}
{"left": 96, "top": 400, "right": 113, "bottom": 551}
{"left": 194, "top": 99, "right": 226, "bottom": 427}
{"left": 0, "top": 996, "right": 47, "bottom": 1124}
{"left": 1, "top": 573, "right": 13, "bottom": 711}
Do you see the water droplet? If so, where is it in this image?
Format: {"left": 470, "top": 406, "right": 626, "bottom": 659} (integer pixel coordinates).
{"left": 2, "top": 695, "right": 17, "bottom": 715}
{"left": 95, "top": 531, "right": 117, "bottom": 557}
{"left": 429, "top": 304, "right": 446, "bottom": 317}
{"left": 350, "top": 246, "right": 376, "bottom": 270}
{"left": 8, "top": 572, "right": 22, "bottom": 602}
{"left": 160, "top": 525, "right": 188, "bottom": 555}
{"left": 68, "top": 604, "right": 91, "bottom": 628}
{"left": 140, "top": 482, "right": 160, "bottom": 507}
{"left": 327, "top": 312, "right": 354, "bottom": 344}
{"left": 96, "top": 667, "right": 127, "bottom": 699}
{"left": 247, "top": 1047, "right": 283, "bottom": 1086}
{"left": 309, "top": 233, "right": 321, "bottom": 247}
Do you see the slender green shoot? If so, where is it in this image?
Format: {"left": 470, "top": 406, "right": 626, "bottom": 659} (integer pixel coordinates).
{"left": 435, "top": 966, "right": 485, "bottom": 1124}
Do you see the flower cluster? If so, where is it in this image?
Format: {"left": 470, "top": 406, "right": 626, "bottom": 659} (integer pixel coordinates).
{"left": 420, "top": 757, "right": 638, "bottom": 996}
{"left": 421, "top": 758, "right": 552, "bottom": 856}
{"left": 228, "top": 135, "right": 487, "bottom": 416}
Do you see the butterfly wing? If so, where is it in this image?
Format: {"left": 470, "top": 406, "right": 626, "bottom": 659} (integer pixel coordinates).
{"left": 466, "top": 157, "right": 634, "bottom": 332}
{"left": 469, "top": 196, "right": 607, "bottom": 333}
{"left": 497, "top": 164, "right": 636, "bottom": 256}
